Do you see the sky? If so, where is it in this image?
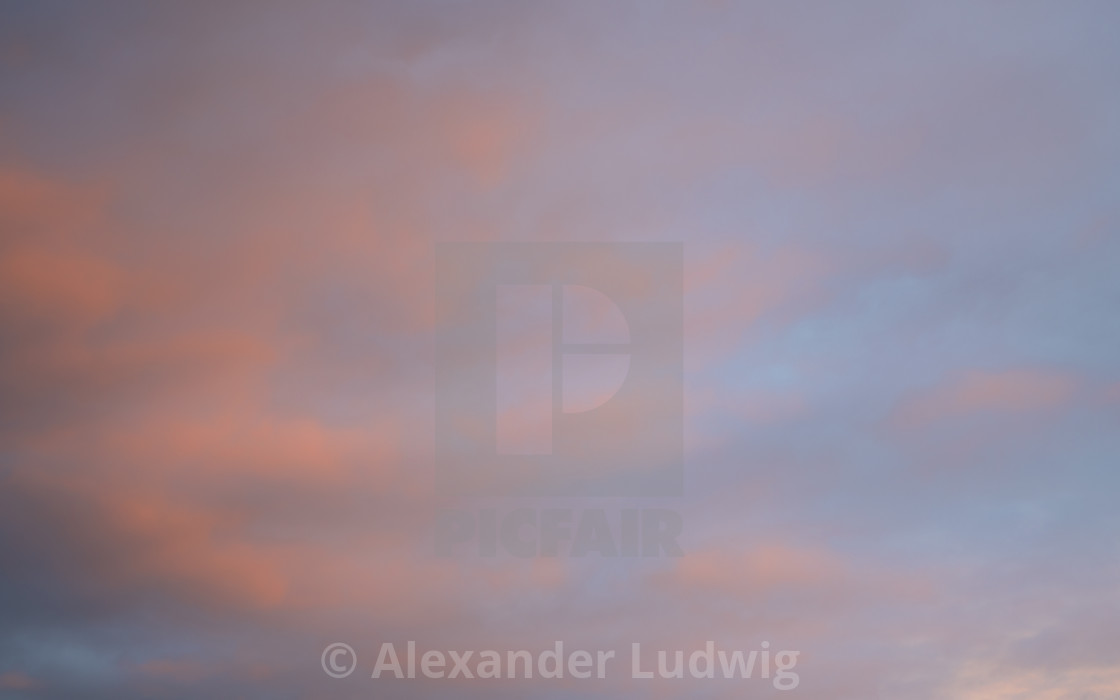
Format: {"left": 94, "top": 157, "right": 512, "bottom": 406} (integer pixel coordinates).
{"left": 1, "top": 1, "right": 1119, "bottom": 698}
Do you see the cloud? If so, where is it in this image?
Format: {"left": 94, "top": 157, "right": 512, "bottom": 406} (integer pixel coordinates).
{"left": 652, "top": 543, "right": 933, "bottom": 615}
{"left": 890, "top": 369, "right": 1077, "bottom": 429}
{"left": 1, "top": 2, "right": 1118, "bottom": 699}
{"left": 0, "top": 671, "right": 38, "bottom": 689}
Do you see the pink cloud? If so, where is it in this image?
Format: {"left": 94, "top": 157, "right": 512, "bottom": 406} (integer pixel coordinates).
{"left": 661, "top": 545, "right": 845, "bottom": 597}
{"left": 891, "top": 369, "right": 1077, "bottom": 429}
{"left": 0, "top": 247, "right": 125, "bottom": 325}
{"left": 685, "top": 243, "right": 832, "bottom": 366}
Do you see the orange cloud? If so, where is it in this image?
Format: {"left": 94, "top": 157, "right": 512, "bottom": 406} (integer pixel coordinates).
{"left": 651, "top": 543, "right": 935, "bottom": 621}
{"left": 2, "top": 470, "right": 290, "bottom": 609}
{"left": 943, "top": 662, "right": 1120, "bottom": 700}
{"left": 0, "top": 167, "right": 103, "bottom": 242}
{"left": 442, "top": 93, "right": 535, "bottom": 187}
{"left": 656, "top": 545, "right": 845, "bottom": 598}
{"left": 0, "top": 671, "right": 37, "bottom": 690}
{"left": 0, "top": 247, "right": 125, "bottom": 325}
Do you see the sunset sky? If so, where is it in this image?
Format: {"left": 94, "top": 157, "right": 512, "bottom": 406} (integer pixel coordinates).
{"left": 2, "top": 2, "right": 1120, "bottom": 699}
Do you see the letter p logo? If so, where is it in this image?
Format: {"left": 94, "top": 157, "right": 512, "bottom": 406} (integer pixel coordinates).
{"left": 435, "top": 243, "right": 682, "bottom": 497}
